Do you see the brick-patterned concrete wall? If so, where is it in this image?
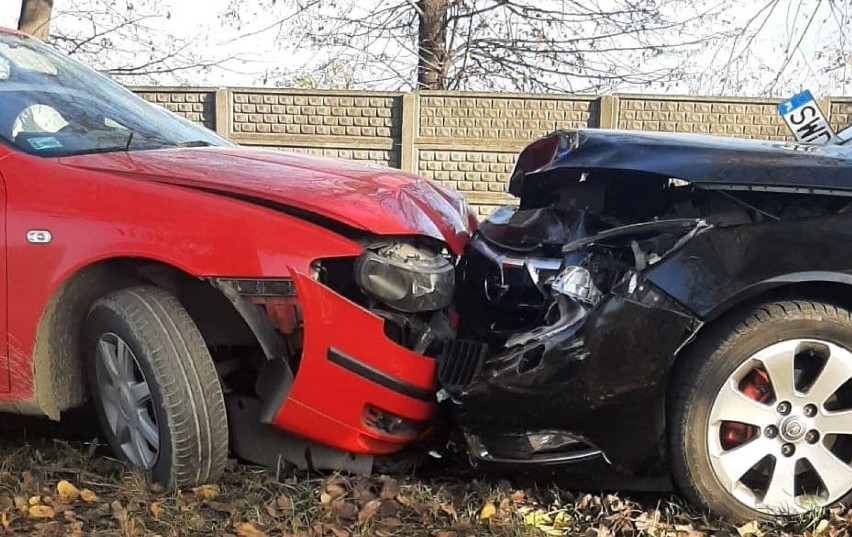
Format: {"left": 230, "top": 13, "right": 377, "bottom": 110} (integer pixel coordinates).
{"left": 131, "top": 87, "right": 851, "bottom": 215}
{"left": 135, "top": 88, "right": 216, "bottom": 131}
{"left": 417, "top": 94, "right": 598, "bottom": 140}
{"left": 414, "top": 92, "right": 599, "bottom": 215}
{"left": 617, "top": 96, "right": 792, "bottom": 140}
{"left": 229, "top": 89, "right": 402, "bottom": 169}
{"left": 831, "top": 99, "right": 852, "bottom": 134}
{"left": 417, "top": 149, "right": 518, "bottom": 215}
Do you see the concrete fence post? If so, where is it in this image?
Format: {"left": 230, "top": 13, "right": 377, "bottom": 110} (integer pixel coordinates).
{"left": 214, "top": 88, "right": 233, "bottom": 140}
{"left": 819, "top": 98, "right": 832, "bottom": 123}
{"left": 598, "top": 95, "right": 619, "bottom": 129}
{"left": 400, "top": 91, "right": 420, "bottom": 173}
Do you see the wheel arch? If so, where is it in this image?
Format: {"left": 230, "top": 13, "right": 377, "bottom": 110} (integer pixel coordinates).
{"left": 665, "top": 273, "right": 852, "bottom": 442}
{"left": 672, "top": 272, "right": 852, "bottom": 374}
{"left": 30, "top": 256, "right": 257, "bottom": 420}
{"left": 702, "top": 271, "right": 852, "bottom": 324}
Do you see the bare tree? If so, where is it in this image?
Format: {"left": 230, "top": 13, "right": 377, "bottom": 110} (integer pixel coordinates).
{"left": 17, "top": 0, "right": 54, "bottom": 41}
{"left": 13, "top": 0, "right": 286, "bottom": 84}
{"left": 281, "top": 0, "right": 733, "bottom": 93}
{"left": 278, "top": 0, "right": 851, "bottom": 96}
{"left": 694, "top": 0, "right": 852, "bottom": 96}
{"left": 417, "top": 0, "right": 448, "bottom": 89}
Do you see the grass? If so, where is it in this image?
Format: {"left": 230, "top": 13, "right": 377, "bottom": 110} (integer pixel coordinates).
{"left": 0, "top": 419, "right": 849, "bottom": 536}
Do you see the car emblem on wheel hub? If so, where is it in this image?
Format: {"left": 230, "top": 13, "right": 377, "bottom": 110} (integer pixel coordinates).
{"left": 780, "top": 416, "right": 806, "bottom": 441}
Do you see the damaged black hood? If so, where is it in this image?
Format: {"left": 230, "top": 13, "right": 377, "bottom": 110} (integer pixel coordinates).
{"left": 512, "top": 129, "right": 852, "bottom": 196}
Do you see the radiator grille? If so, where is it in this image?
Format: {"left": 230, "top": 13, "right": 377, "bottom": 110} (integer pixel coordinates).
{"left": 438, "top": 339, "right": 488, "bottom": 390}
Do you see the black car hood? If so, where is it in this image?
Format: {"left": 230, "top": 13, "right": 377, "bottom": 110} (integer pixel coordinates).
{"left": 525, "top": 129, "right": 852, "bottom": 193}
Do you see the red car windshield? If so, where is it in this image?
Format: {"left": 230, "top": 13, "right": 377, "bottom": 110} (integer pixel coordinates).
{"left": 0, "top": 31, "right": 228, "bottom": 157}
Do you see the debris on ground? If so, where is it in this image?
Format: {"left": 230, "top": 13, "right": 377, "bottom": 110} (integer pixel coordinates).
{"left": 0, "top": 438, "right": 845, "bottom": 536}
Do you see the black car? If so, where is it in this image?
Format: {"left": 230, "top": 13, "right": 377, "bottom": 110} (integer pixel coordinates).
{"left": 443, "top": 128, "right": 852, "bottom": 521}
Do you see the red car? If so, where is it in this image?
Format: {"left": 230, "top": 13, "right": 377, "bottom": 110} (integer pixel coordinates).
{"left": 0, "top": 28, "right": 473, "bottom": 486}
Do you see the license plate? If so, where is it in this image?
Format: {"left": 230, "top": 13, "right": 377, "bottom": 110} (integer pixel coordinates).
{"left": 777, "top": 90, "right": 837, "bottom": 145}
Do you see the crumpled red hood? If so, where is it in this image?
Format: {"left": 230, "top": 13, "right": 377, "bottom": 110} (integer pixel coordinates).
{"left": 61, "top": 147, "right": 472, "bottom": 253}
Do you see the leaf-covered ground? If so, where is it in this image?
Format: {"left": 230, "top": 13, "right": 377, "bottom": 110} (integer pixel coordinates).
{"left": 0, "top": 417, "right": 849, "bottom": 536}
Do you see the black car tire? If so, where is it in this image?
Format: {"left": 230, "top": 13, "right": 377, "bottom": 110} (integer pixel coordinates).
{"left": 670, "top": 300, "right": 852, "bottom": 521}
{"left": 85, "top": 286, "right": 228, "bottom": 487}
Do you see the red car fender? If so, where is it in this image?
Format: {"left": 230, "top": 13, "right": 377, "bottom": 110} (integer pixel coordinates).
{"left": 0, "top": 152, "right": 363, "bottom": 401}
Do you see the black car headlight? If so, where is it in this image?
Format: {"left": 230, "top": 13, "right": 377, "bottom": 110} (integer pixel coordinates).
{"left": 355, "top": 242, "right": 454, "bottom": 313}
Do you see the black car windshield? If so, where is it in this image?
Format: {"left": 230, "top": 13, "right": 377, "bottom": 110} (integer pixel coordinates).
{"left": 0, "top": 31, "right": 228, "bottom": 157}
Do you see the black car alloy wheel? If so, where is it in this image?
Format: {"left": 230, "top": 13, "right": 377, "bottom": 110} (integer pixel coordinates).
{"left": 671, "top": 300, "right": 852, "bottom": 521}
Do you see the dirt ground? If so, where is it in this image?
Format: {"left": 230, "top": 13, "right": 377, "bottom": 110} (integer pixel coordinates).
{"left": 0, "top": 416, "right": 848, "bottom": 536}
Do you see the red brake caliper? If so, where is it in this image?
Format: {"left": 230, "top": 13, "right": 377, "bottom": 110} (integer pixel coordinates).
{"left": 721, "top": 369, "right": 773, "bottom": 449}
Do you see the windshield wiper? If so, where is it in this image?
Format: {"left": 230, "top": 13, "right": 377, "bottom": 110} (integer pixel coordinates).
{"left": 175, "top": 140, "right": 215, "bottom": 147}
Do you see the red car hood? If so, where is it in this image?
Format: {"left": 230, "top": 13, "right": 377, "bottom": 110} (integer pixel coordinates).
{"left": 60, "top": 147, "right": 471, "bottom": 253}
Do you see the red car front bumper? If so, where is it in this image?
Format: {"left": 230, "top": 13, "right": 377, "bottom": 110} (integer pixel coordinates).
{"left": 270, "top": 273, "right": 438, "bottom": 454}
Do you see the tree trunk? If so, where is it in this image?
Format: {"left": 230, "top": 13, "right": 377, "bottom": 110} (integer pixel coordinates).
{"left": 417, "top": 0, "right": 448, "bottom": 89}
{"left": 18, "top": 0, "right": 54, "bottom": 41}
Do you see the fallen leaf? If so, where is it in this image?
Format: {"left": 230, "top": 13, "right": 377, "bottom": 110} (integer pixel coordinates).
{"left": 396, "top": 494, "right": 413, "bottom": 507}
{"left": 208, "top": 501, "right": 236, "bottom": 515}
{"left": 554, "top": 511, "right": 571, "bottom": 529}
{"left": 150, "top": 502, "right": 164, "bottom": 518}
{"left": 510, "top": 490, "right": 526, "bottom": 503}
{"left": 440, "top": 503, "right": 457, "bottom": 519}
{"left": 85, "top": 502, "right": 111, "bottom": 520}
{"left": 737, "top": 520, "right": 760, "bottom": 537}
{"left": 335, "top": 501, "right": 358, "bottom": 521}
{"left": 524, "top": 509, "right": 552, "bottom": 527}
{"left": 329, "top": 527, "right": 350, "bottom": 537}
{"left": 358, "top": 499, "right": 381, "bottom": 525}
{"left": 20, "top": 471, "right": 36, "bottom": 493}
{"left": 1, "top": 512, "right": 8, "bottom": 530}
{"left": 320, "top": 492, "right": 332, "bottom": 505}
{"left": 234, "top": 522, "right": 268, "bottom": 537}
{"left": 535, "top": 525, "right": 563, "bottom": 537}
{"left": 378, "top": 499, "right": 398, "bottom": 517}
{"left": 28, "top": 496, "right": 41, "bottom": 506}
{"left": 56, "top": 481, "right": 80, "bottom": 503}
{"left": 192, "top": 484, "right": 220, "bottom": 500}
{"left": 14, "top": 496, "right": 27, "bottom": 514}
{"left": 379, "top": 477, "right": 399, "bottom": 500}
{"left": 65, "top": 520, "right": 83, "bottom": 537}
{"left": 326, "top": 482, "right": 346, "bottom": 499}
{"left": 276, "top": 495, "right": 293, "bottom": 512}
{"left": 28, "top": 505, "right": 55, "bottom": 519}
{"left": 353, "top": 488, "right": 377, "bottom": 506}
{"left": 79, "top": 489, "right": 98, "bottom": 503}
{"left": 479, "top": 502, "right": 497, "bottom": 521}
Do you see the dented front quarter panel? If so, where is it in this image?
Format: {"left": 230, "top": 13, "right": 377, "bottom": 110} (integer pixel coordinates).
{"left": 455, "top": 276, "right": 697, "bottom": 474}
{"left": 645, "top": 211, "right": 852, "bottom": 319}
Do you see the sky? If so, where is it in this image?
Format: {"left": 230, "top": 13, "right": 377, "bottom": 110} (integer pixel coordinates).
{"left": 1, "top": 0, "right": 850, "bottom": 96}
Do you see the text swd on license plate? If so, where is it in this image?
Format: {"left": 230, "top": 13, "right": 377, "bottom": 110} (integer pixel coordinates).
{"left": 778, "top": 90, "right": 837, "bottom": 145}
